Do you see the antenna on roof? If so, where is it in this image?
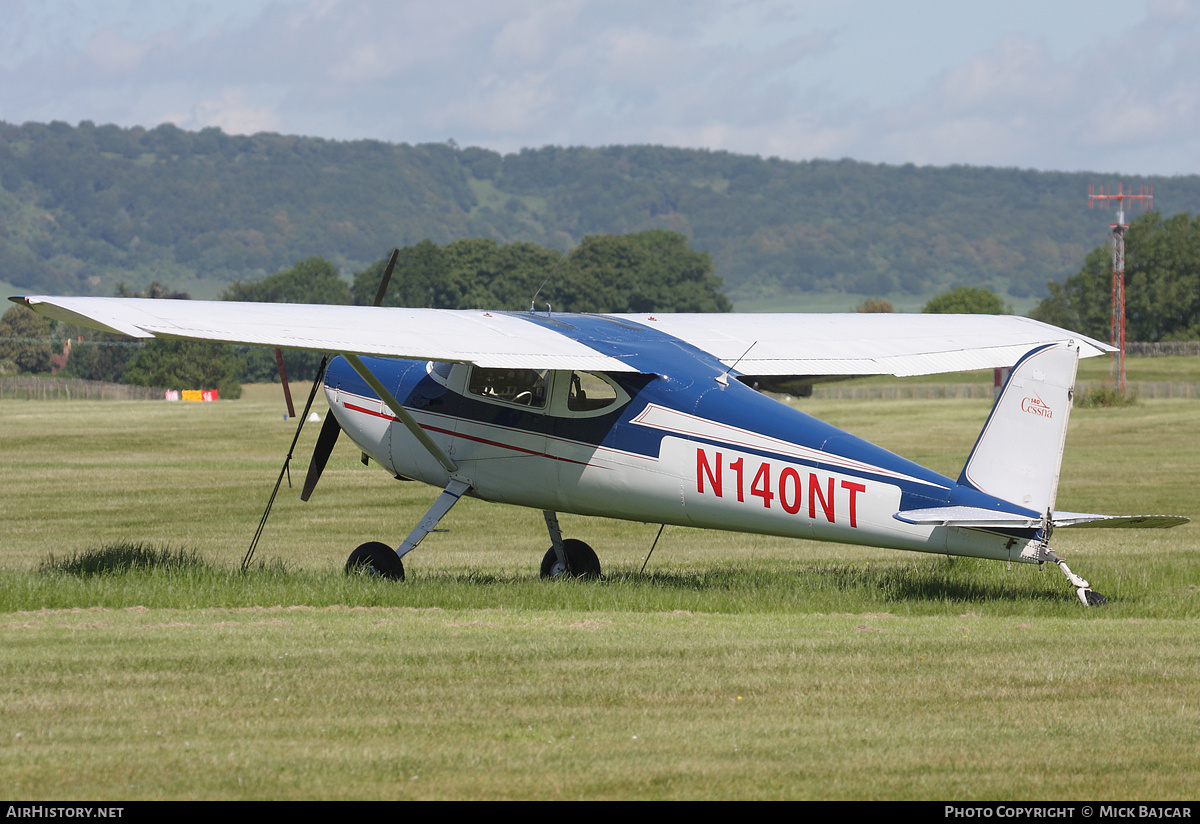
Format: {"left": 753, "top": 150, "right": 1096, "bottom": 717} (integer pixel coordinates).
{"left": 530, "top": 249, "right": 569, "bottom": 313}
{"left": 716, "top": 341, "right": 757, "bottom": 388}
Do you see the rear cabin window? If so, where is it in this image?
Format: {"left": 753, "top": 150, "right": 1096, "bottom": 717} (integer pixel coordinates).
{"left": 567, "top": 371, "right": 619, "bottom": 412}
{"left": 467, "top": 368, "right": 548, "bottom": 409}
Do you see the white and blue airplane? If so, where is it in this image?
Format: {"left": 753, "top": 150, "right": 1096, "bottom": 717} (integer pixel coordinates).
{"left": 13, "top": 293, "right": 1187, "bottom": 605}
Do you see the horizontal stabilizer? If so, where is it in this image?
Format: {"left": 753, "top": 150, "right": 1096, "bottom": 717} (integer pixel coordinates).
{"left": 1052, "top": 512, "right": 1190, "bottom": 529}
{"left": 895, "top": 507, "right": 1189, "bottom": 530}
{"left": 895, "top": 507, "right": 1041, "bottom": 529}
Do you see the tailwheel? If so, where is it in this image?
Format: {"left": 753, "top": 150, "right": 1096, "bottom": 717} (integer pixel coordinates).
{"left": 345, "top": 541, "right": 405, "bottom": 581}
{"left": 540, "top": 538, "right": 601, "bottom": 580}
{"left": 1047, "top": 550, "right": 1104, "bottom": 607}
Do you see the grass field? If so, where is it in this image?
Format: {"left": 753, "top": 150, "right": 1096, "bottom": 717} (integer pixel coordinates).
{"left": 1, "top": 388, "right": 1197, "bottom": 799}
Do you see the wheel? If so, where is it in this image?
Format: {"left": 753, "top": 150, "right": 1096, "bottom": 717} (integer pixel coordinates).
{"left": 345, "top": 541, "right": 405, "bottom": 581}
{"left": 540, "top": 538, "right": 601, "bottom": 579}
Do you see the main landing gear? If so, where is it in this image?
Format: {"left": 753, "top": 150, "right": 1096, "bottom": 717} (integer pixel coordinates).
{"left": 340, "top": 481, "right": 602, "bottom": 581}
{"left": 540, "top": 539, "right": 601, "bottom": 579}
{"left": 539, "top": 510, "right": 601, "bottom": 579}
{"left": 342, "top": 478, "right": 470, "bottom": 582}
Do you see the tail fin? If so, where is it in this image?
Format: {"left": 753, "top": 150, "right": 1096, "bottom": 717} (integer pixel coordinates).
{"left": 958, "top": 342, "right": 1080, "bottom": 513}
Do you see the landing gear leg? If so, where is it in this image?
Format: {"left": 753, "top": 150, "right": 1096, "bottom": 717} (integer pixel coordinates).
{"left": 395, "top": 478, "right": 471, "bottom": 561}
{"left": 540, "top": 510, "right": 601, "bottom": 579}
{"left": 344, "top": 478, "right": 471, "bottom": 580}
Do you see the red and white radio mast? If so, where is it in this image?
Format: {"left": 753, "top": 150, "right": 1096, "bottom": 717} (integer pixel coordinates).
{"left": 1087, "top": 182, "right": 1153, "bottom": 393}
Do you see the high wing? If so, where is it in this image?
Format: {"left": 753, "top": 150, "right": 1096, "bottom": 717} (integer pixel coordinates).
{"left": 13, "top": 295, "right": 1112, "bottom": 378}
{"left": 613, "top": 312, "right": 1113, "bottom": 377}
{"left": 15, "top": 296, "right": 634, "bottom": 373}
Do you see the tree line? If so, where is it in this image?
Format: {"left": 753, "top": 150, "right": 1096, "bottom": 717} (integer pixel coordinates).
{"left": 7, "top": 213, "right": 1197, "bottom": 396}
{"left": 7, "top": 119, "right": 1200, "bottom": 310}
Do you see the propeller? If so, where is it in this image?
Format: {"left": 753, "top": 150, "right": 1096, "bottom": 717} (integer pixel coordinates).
{"left": 372, "top": 245, "right": 400, "bottom": 307}
{"left": 241, "top": 248, "right": 401, "bottom": 570}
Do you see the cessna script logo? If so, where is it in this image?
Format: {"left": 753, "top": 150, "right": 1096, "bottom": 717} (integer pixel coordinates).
{"left": 1020, "top": 393, "right": 1053, "bottom": 418}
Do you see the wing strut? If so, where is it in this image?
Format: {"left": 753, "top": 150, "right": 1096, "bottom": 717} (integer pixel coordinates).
{"left": 274, "top": 348, "right": 296, "bottom": 418}
{"left": 341, "top": 353, "right": 459, "bottom": 473}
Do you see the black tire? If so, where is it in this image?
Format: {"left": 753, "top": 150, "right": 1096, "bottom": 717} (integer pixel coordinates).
{"left": 540, "top": 538, "right": 601, "bottom": 579}
{"left": 345, "top": 541, "right": 405, "bottom": 581}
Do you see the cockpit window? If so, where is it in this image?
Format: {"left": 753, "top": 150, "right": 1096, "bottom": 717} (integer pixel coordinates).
{"left": 467, "top": 367, "right": 548, "bottom": 409}
{"left": 567, "top": 371, "right": 619, "bottom": 412}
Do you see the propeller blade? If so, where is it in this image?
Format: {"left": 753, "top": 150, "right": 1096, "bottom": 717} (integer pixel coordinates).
{"left": 372, "top": 247, "right": 400, "bottom": 307}
{"left": 301, "top": 412, "right": 342, "bottom": 502}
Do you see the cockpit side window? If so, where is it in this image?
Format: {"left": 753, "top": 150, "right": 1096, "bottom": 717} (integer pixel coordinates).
{"left": 467, "top": 367, "right": 549, "bottom": 409}
{"left": 550, "top": 371, "right": 629, "bottom": 417}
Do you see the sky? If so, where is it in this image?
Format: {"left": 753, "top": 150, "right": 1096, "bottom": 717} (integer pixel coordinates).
{"left": 2, "top": 0, "right": 1198, "bottom": 176}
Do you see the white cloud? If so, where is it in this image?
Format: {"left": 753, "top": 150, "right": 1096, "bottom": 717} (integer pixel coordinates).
{"left": 1, "top": 1, "right": 1198, "bottom": 174}
{"left": 83, "top": 26, "right": 154, "bottom": 76}
{"left": 179, "top": 89, "right": 282, "bottom": 135}
{"left": 490, "top": 1, "right": 584, "bottom": 66}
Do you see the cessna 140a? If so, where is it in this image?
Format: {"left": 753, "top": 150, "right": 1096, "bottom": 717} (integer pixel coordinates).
{"left": 13, "top": 292, "right": 1188, "bottom": 605}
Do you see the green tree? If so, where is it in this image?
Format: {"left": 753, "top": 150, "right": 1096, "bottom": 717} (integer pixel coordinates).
{"left": 555, "top": 230, "right": 730, "bottom": 313}
{"left": 1032, "top": 211, "right": 1200, "bottom": 341}
{"left": 222, "top": 257, "right": 350, "bottom": 304}
{"left": 56, "top": 289, "right": 162, "bottom": 382}
{"left": 116, "top": 282, "right": 190, "bottom": 299}
{"left": 1125, "top": 212, "right": 1200, "bottom": 340}
{"left": 0, "top": 304, "right": 55, "bottom": 373}
{"left": 58, "top": 332, "right": 140, "bottom": 382}
{"left": 856, "top": 298, "right": 895, "bottom": 313}
{"left": 122, "top": 339, "right": 243, "bottom": 399}
{"left": 354, "top": 231, "right": 729, "bottom": 314}
{"left": 1029, "top": 246, "right": 1111, "bottom": 337}
{"left": 224, "top": 257, "right": 351, "bottom": 382}
{"left": 922, "top": 286, "right": 1011, "bottom": 314}
{"left": 485, "top": 241, "right": 563, "bottom": 309}
{"left": 353, "top": 240, "right": 449, "bottom": 307}
{"left": 108, "top": 282, "right": 243, "bottom": 397}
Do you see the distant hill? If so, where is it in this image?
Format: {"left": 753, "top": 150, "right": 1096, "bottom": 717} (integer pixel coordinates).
{"left": 3, "top": 120, "right": 1198, "bottom": 309}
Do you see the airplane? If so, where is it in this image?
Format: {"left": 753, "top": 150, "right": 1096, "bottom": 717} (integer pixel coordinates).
{"left": 12, "top": 290, "right": 1188, "bottom": 606}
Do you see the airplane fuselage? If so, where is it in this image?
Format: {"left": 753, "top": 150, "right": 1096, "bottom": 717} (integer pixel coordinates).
{"left": 323, "top": 313, "right": 1046, "bottom": 566}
